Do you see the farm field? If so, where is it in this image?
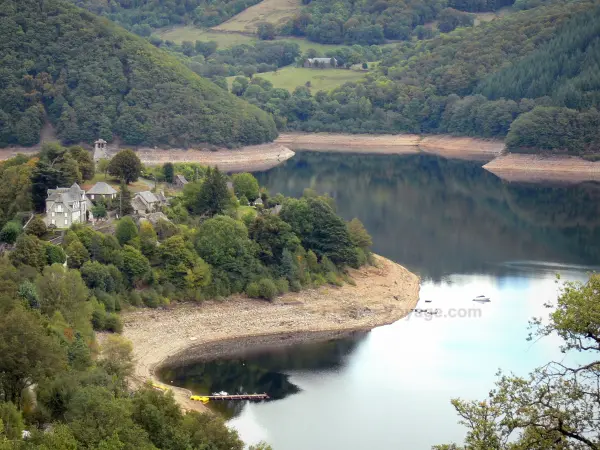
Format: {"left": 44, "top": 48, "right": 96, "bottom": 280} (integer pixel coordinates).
{"left": 157, "top": 27, "right": 345, "bottom": 53}
{"left": 231, "top": 66, "right": 368, "bottom": 92}
{"left": 212, "top": 0, "right": 301, "bottom": 33}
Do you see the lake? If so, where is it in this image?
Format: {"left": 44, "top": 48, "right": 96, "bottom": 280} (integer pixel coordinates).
{"left": 159, "top": 152, "right": 600, "bottom": 449}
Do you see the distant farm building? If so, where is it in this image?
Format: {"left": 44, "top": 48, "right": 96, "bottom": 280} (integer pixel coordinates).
{"left": 174, "top": 174, "right": 188, "bottom": 188}
{"left": 304, "top": 58, "right": 337, "bottom": 68}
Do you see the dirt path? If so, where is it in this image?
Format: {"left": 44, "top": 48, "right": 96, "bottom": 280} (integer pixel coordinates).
{"left": 122, "top": 255, "right": 420, "bottom": 413}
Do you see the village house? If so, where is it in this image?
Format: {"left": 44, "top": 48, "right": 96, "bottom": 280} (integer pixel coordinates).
{"left": 86, "top": 182, "right": 117, "bottom": 201}
{"left": 131, "top": 190, "right": 168, "bottom": 215}
{"left": 303, "top": 57, "right": 337, "bottom": 68}
{"left": 44, "top": 183, "right": 92, "bottom": 228}
{"left": 174, "top": 174, "right": 188, "bottom": 188}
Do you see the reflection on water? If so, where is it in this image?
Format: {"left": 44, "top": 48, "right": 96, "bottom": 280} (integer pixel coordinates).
{"left": 256, "top": 152, "right": 600, "bottom": 280}
{"left": 158, "top": 336, "right": 365, "bottom": 418}
{"left": 160, "top": 153, "right": 600, "bottom": 449}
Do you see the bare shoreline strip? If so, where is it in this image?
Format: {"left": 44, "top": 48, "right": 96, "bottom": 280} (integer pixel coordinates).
{"left": 276, "top": 132, "right": 505, "bottom": 161}
{"left": 122, "top": 255, "right": 420, "bottom": 412}
{"left": 483, "top": 154, "right": 600, "bottom": 183}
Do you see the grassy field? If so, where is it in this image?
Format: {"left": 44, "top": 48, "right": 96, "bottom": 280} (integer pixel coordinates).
{"left": 157, "top": 26, "right": 343, "bottom": 53}
{"left": 233, "top": 66, "right": 368, "bottom": 92}
{"left": 213, "top": 0, "right": 301, "bottom": 33}
{"left": 157, "top": 28, "right": 257, "bottom": 47}
{"left": 83, "top": 174, "right": 151, "bottom": 193}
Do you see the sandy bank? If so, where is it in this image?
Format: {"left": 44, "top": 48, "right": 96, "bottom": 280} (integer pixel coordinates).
{"left": 130, "top": 144, "right": 295, "bottom": 172}
{"left": 122, "top": 255, "right": 420, "bottom": 412}
{"left": 484, "top": 154, "right": 600, "bottom": 183}
{"left": 0, "top": 143, "right": 295, "bottom": 173}
{"left": 276, "top": 132, "right": 504, "bottom": 161}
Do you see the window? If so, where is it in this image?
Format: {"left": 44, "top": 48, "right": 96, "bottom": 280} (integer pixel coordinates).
{"left": 56, "top": 204, "right": 63, "bottom": 213}
{"left": 91, "top": 194, "right": 94, "bottom": 200}
{"left": 51, "top": 212, "right": 55, "bottom": 217}
{"left": 64, "top": 213, "right": 67, "bottom": 218}
{"left": 51, "top": 219, "right": 55, "bottom": 225}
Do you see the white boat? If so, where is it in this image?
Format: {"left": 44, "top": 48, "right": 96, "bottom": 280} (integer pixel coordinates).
{"left": 211, "top": 391, "right": 229, "bottom": 396}
{"left": 472, "top": 295, "right": 490, "bottom": 302}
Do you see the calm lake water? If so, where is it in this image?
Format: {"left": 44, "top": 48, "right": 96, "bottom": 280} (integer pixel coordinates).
{"left": 160, "top": 152, "right": 600, "bottom": 449}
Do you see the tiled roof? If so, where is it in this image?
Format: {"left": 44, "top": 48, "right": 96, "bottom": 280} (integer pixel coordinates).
{"left": 87, "top": 182, "right": 117, "bottom": 195}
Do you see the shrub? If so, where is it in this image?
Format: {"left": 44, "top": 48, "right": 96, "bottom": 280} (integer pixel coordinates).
{"left": 104, "top": 313, "right": 123, "bottom": 333}
{"left": 91, "top": 308, "right": 105, "bottom": 330}
{"left": 326, "top": 271, "right": 343, "bottom": 286}
{"left": 141, "top": 289, "right": 161, "bottom": 308}
{"left": 312, "top": 273, "right": 327, "bottom": 287}
{"left": 246, "top": 281, "right": 260, "bottom": 298}
{"left": 0, "top": 221, "right": 21, "bottom": 244}
{"left": 290, "top": 279, "right": 302, "bottom": 292}
{"left": 128, "top": 290, "right": 142, "bottom": 307}
{"left": 239, "top": 195, "right": 249, "bottom": 206}
{"left": 258, "top": 278, "right": 277, "bottom": 300}
{"left": 275, "top": 278, "right": 289, "bottom": 295}
{"left": 25, "top": 217, "right": 47, "bottom": 237}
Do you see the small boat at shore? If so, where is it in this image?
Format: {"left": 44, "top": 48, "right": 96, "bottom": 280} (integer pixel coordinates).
{"left": 472, "top": 295, "right": 490, "bottom": 302}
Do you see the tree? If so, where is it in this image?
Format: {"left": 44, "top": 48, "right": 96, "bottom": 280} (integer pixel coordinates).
{"left": 92, "top": 202, "right": 107, "bottom": 219}
{"left": 233, "top": 173, "right": 260, "bottom": 201}
{"left": 0, "top": 402, "right": 23, "bottom": 440}
{"left": 36, "top": 264, "right": 91, "bottom": 333}
{"left": 195, "top": 216, "right": 260, "bottom": 292}
{"left": 281, "top": 197, "right": 358, "bottom": 267}
{"left": 0, "top": 222, "right": 20, "bottom": 244}
{"left": 187, "top": 167, "right": 230, "bottom": 217}
{"left": 45, "top": 242, "right": 67, "bottom": 265}
{"left": 160, "top": 235, "right": 211, "bottom": 289}
{"left": 97, "top": 158, "right": 110, "bottom": 180}
{"left": 100, "top": 335, "right": 135, "bottom": 380}
{"left": 66, "top": 240, "right": 90, "bottom": 269}
{"left": 138, "top": 221, "right": 157, "bottom": 259}
{"left": 0, "top": 307, "right": 66, "bottom": 405}
{"left": 25, "top": 216, "right": 47, "bottom": 237}
{"left": 115, "top": 217, "right": 139, "bottom": 247}
{"left": 68, "top": 146, "right": 95, "bottom": 181}
{"left": 10, "top": 234, "right": 46, "bottom": 270}
{"left": 249, "top": 215, "right": 300, "bottom": 266}
{"left": 118, "top": 182, "right": 134, "bottom": 216}
{"left": 347, "top": 218, "right": 372, "bottom": 250}
{"left": 257, "top": 22, "right": 276, "bottom": 40}
{"left": 120, "top": 245, "right": 150, "bottom": 286}
{"left": 436, "top": 274, "right": 600, "bottom": 449}
{"left": 162, "top": 162, "right": 174, "bottom": 184}
{"left": 108, "top": 150, "right": 142, "bottom": 184}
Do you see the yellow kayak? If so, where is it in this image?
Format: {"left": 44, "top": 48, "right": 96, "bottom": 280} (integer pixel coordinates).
{"left": 190, "top": 395, "right": 210, "bottom": 404}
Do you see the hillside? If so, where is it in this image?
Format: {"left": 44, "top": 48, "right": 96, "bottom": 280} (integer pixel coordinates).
{"left": 70, "top": 0, "right": 263, "bottom": 31}
{"left": 0, "top": 0, "right": 277, "bottom": 148}
{"left": 235, "top": 0, "right": 599, "bottom": 156}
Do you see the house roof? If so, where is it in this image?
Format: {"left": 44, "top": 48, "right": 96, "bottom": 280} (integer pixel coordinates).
{"left": 95, "top": 139, "right": 107, "bottom": 144}
{"left": 137, "top": 191, "right": 159, "bottom": 204}
{"left": 307, "top": 58, "right": 336, "bottom": 63}
{"left": 87, "top": 182, "right": 117, "bottom": 195}
{"left": 47, "top": 183, "right": 85, "bottom": 206}
{"left": 175, "top": 174, "right": 188, "bottom": 184}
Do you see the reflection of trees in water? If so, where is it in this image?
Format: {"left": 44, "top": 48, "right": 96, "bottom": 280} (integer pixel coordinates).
{"left": 158, "top": 334, "right": 365, "bottom": 418}
{"left": 257, "top": 152, "right": 600, "bottom": 280}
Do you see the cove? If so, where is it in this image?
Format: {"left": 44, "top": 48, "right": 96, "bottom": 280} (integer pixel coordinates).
{"left": 159, "top": 152, "right": 600, "bottom": 449}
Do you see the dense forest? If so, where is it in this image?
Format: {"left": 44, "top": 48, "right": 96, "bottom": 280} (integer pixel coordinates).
{"left": 0, "top": 0, "right": 277, "bottom": 148}
{"left": 280, "top": 0, "right": 480, "bottom": 44}
{"left": 0, "top": 145, "right": 373, "bottom": 447}
{"left": 70, "top": 0, "right": 262, "bottom": 32}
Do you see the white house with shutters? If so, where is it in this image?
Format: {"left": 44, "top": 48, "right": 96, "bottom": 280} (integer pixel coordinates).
{"left": 44, "top": 183, "right": 93, "bottom": 228}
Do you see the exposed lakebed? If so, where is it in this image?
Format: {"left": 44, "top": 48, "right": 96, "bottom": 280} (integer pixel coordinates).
{"left": 159, "top": 152, "right": 600, "bottom": 449}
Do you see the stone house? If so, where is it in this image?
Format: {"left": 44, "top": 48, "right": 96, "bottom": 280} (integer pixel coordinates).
{"left": 303, "top": 57, "right": 337, "bottom": 68}
{"left": 131, "top": 190, "right": 168, "bottom": 215}
{"left": 174, "top": 174, "right": 188, "bottom": 188}
{"left": 86, "top": 182, "right": 117, "bottom": 201}
{"left": 45, "top": 183, "right": 92, "bottom": 228}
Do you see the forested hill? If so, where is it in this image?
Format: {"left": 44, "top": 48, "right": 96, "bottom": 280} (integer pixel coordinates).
{"left": 0, "top": 0, "right": 277, "bottom": 148}
{"left": 252, "top": 0, "right": 599, "bottom": 156}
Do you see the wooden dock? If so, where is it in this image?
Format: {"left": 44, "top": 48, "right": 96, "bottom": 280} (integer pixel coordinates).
{"left": 205, "top": 393, "right": 270, "bottom": 401}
